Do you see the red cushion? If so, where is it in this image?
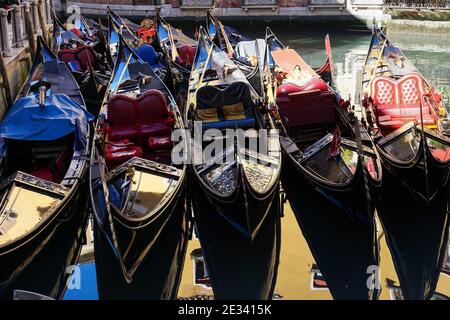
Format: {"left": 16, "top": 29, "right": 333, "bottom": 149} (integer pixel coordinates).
{"left": 178, "top": 45, "right": 196, "bottom": 66}
{"left": 31, "top": 167, "right": 57, "bottom": 183}
{"left": 371, "top": 77, "right": 397, "bottom": 108}
{"left": 141, "top": 121, "right": 172, "bottom": 138}
{"left": 108, "top": 126, "right": 140, "bottom": 141}
{"left": 277, "top": 82, "right": 335, "bottom": 128}
{"left": 105, "top": 141, "right": 143, "bottom": 164}
{"left": 148, "top": 136, "right": 172, "bottom": 151}
{"left": 138, "top": 90, "right": 169, "bottom": 122}
{"left": 377, "top": 105, "right": 431, "bottom": 118}
{"left": 58, "top": 46, "right": 98, "bottom": 71}
{"left": 372, "top": 74, "right": 437, "bottom": 129}
{"left": 108, "top": 95, "right": 139, "bottom": 140}
{"left": 397, "top": 74, "right": 425, "bottom": 107}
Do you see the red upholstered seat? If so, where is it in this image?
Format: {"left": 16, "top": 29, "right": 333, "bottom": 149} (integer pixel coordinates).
{"left": 105, "top": 139, "right": 143, "bottom": 164}
{"left": 107, "top": 95, "right": 140, "bottom": 141}
{"left": 30, "top": 146, "right": 73, "bottom": 183}
{"left": 177, "top": 45, "right": 196, "bottom": 66}
{"left": 371, "top": 74, "right": 437, "bottom": 131}
{"left": 276, "top": 79, "right": 335, "bottom": 128}
{"left": 136, "top": 90, "right": 174, "bottom": 138}
{"left": 31, "top": 167, "right": 56, "bottom": 182}
{"left": 148, "top": 136, "right": 172, "bottom": 151}
{"left": 58, "top": 46, "right": 98, "bottom": 72}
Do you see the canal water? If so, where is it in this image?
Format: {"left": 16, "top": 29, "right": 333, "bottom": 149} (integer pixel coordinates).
{"left": 57, "top": 23, "right": 449, "bottom": 300}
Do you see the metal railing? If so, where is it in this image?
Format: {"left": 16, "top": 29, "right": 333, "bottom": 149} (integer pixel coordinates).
{"left": 309, "top": 0, "right": 346, "bottom": 6}
{"left": 243, "top": 0, "right": 277, "bottom": 6}
{"left": 384, "top": 0, "right": 450, "bottom": 7}
{"left": 0, "top": 0, "right": 53, "bottom": 57}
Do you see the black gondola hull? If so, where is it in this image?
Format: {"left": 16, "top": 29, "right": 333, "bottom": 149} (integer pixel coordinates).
{"left": 191, "top": 180, "right": 281, "bottom": 300}
{"left": 93, "top": 188, "right": 188, "bottom": 300}
{"left": 0, "top": 182, "right": 88, "bottom": 299}
{"left": 281, "top": 154, "right": 380, "bottom": 300}
{"left": 376, "top": 165, "right": 449, "bottom": 300}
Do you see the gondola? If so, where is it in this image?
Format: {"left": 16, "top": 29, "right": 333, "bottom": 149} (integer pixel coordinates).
{"left": 155, "top": 14, "right": 197, "bottom": 98}
{"left": 267, "top": 30, "right": 382, "bottom": 299}
{"left": 107, "top": 9, "right": 168, "bottom": 84}
{"left": 361, "top": 23, "right": 450, "bottom": 299}
{"left": 52, "top": 11, "right": 111, "bottom": 113}
{"left": 186, "top": 28, "right": 282, "bottom": 299}
{"left": 204, "top": 11, "right": 262, "bottom": 95}
{"left": 265, "top": 27, "right": 334, "bottom": 86}
{"left": 206, "top": 10, "right": 249, "bottom": 48}
{"left": 0, "top": 36, "right": 93, "bottom": 297}
{"left": 89, "top": 34, "right": 188, "bottom": 290}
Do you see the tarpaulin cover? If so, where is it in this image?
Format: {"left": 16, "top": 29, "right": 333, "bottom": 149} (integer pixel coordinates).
{"left": 235, "top": 39, "right": 266, "bottom": 68}
{"left": 0, "top": 94, "right": 94, "bottom": 150}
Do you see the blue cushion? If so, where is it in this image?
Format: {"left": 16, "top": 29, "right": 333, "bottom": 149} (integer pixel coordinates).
{"left": 201, "top": 118, "right": 255, "bottom": 130}
{"left": 136, "top": 44, "right": 158, "bottom": 66}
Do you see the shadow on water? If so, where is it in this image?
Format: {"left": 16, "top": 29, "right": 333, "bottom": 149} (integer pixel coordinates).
{"left": 93, "top": 195, "right": 189, "bottom": 300}
{"left": 282, "top": 160, "right": 379, "bottom": 300}
{"left": 376, "top": 171, "right": 449, "bottom": 300}
{"left": 0, "top": 192, "right": 90, "bottom": 299}
{"left": 191, "top": 182, "right": 281, "bottom": 300}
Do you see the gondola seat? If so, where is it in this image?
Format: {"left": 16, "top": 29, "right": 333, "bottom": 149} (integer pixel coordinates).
{"left": 105, "top": 139, "right": 143, "bottom": 165}
{"left": 137, "top": 89, "right": 175, "bottom": 138}
{"left": 196, "top": 82, "right": 256, "bottom": 130}
{"left": 372, "top": 74, "right": 437, "bottom": 130}
{"left": 148, "top": 136, "right": 172, "bottom": 151}
{"left": 136, "top": 45, "right": 161, "bottom": 69}
{"left": 58, "top": 46, "right": 98, "bottom": 72}
{"left": 276, "top": 81, "right": 335, "bottom": 128}
{"left": 177, "top": 45, "right": 196, "bottom": 66}
{"left": 107, "top": 90, "right": 174, "bottom": 144}
{"left": 107, "top": 95, "right": 140, "bottom": 141}
{"left": 30, "top": 145, "right": 73, "bottom": 183}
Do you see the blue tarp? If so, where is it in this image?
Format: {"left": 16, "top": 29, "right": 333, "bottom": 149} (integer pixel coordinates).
{"left": 0, "top": 94, "right": 94, "bottom": 150}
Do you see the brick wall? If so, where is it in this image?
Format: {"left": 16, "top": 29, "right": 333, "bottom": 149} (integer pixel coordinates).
{"left": 215, "top": 0, "right": 243, "bottom": 8}
{"left": 165, "top": 0, "right": 180, "bottom": 7}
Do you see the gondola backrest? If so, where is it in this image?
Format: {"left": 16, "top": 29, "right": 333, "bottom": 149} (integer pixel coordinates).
{"left": 371, "top": 74, "right": 437, "bottom": 130}
{"left": 196, "top": 82, "right": 255, "bottom": 129}
{"left": 59, "top": 46, "right": 98, "bottom": 71}
{"left": 138, "top": 90, "right": 170, "bottom": 122}
{"left": 178, "top": 45, "right": 196, "bottom": 66}
{"left": 276, "top": 81, "right": 335, "bottom": 128}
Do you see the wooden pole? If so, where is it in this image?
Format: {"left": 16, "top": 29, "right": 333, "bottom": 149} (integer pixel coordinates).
{"left": 0, "top": 52, "right": 13, "bottom": 109}
{"left": 24, "top": 3, "right": 36, "bottom": 58}
{"left": 37, "top": 0, "right": 48, "bottom": 43}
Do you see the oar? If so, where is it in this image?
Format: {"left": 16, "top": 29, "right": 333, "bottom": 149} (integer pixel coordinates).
{"left": 167, "top": 24, "right": 179, "bottom": 62}
{"left": 218, "top": 21, "right": 234, "bottom": 57}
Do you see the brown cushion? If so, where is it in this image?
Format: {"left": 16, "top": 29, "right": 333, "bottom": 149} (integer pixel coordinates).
{"left": 222, "top": 102, "right": 246, "bottom": 121}
{"left": 196, "top": 108, "right": 219, "bottom": 122}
